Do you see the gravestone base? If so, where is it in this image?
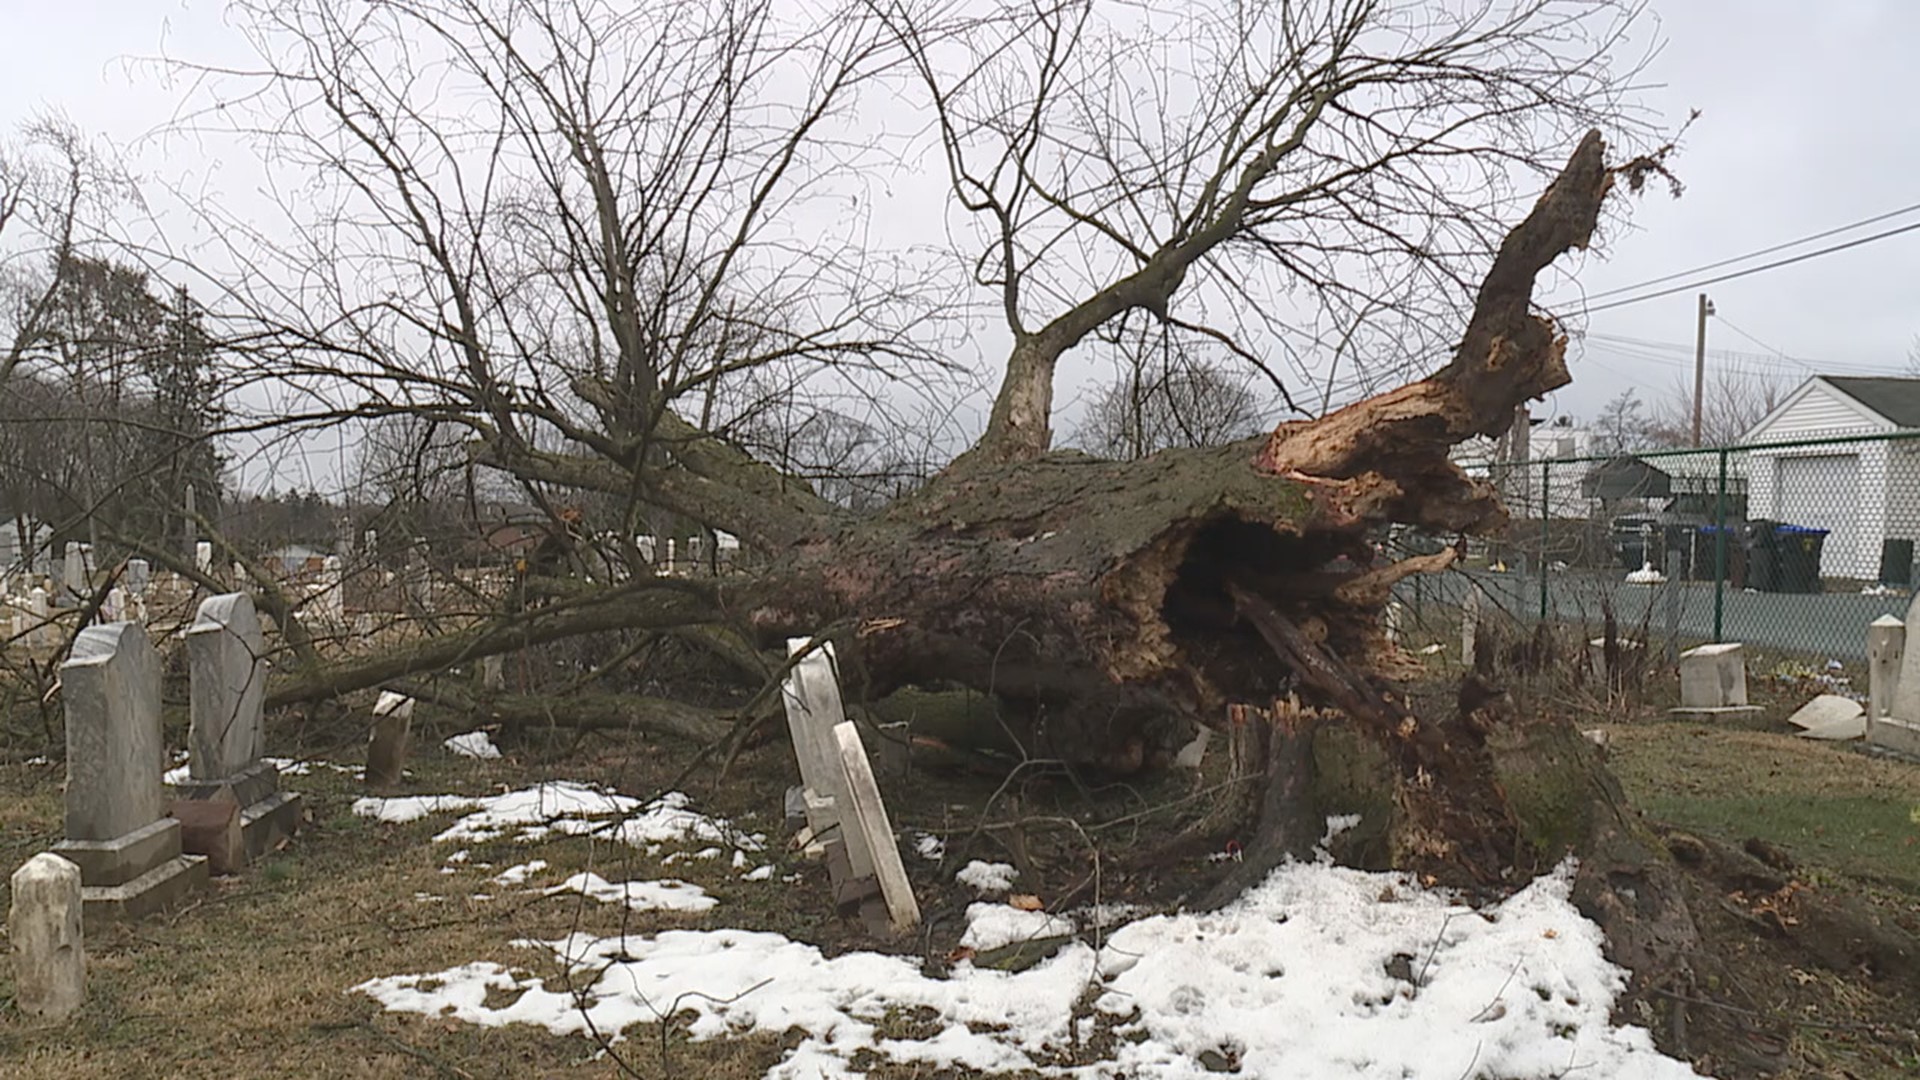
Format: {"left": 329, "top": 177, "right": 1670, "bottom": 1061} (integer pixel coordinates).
{"left": 239, "top": 791, "right": 304, "bottom": 859}
{"left": 53, "top": 818, "right": 209, "bottom": 923}
{"left": 172, "top": 763, "right": 303, "bottom": 862}
{"left": 79, "top": 855, "right": 209, "bottom": 923}
{"left": 1668, "top": 704, "right": 1763, "bottom": 721}
{"left": 1869, "top": 716, "right": 1920, "bottom": 758}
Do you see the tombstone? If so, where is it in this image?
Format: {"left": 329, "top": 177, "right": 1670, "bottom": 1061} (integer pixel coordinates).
{"left": 174, "top": 593, "right": 303, "bottom": 862}
{"left": 366, "top": 691, "right": 415, "bottom": 789}
{"left": 62, "top": 543, "right": 84, "bottom": 600}
{"left": 636, "top": 535, "right": 657, "bottom": 565}
{"left": 194, "top": 541, "right": 214, "bottom": 575}
{"left": 10, "top": 852, "right": 85, "bottom": 1021}
{"left": 665, "top": 538, "right": 677, "bottom": 576}
{"left": 1670, "top": 642, "right": 1762, "bottom": 719}
{"left": 780, "top": 638, "right": 920, "bottom": 934}
{"left": 24, "top": 586, "right": 53, "bottom": 649}
{"left": 1588, "top": 636, "right": 1645, "bottom": 688}
{"left": 831, "top": 721, "right": 920, "bottom": 933}
{"left": 101, "top": 586, "right": 126, "bottom": 624}
{"left": 1383, "top": 601, "right": 1402, "bottom": 645}
{"left": 1459, "top": 586, "right": 1479, "bottom": 668}
{"left": 1871, "top": 611, "right": 1920, "bottom": 756}
{"left": 125, "top": 558, "right": 151, "bottom": 595}
{"left": 318, "top": 549, "right": 345, "bottom": 618}
{"left": 780, "top": 639, "right": 864, "bottom": 866}
{"left": 479, "top": 654, "right": 505, "bottom": 692}
{"left": 51, "top": 622, "right": 209, "bottom": 921}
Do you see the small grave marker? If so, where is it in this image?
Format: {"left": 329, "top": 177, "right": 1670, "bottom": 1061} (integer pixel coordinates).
{"left": 1670, "top": 642, "right": 1761, "bottom": 720}
{"left": 9, "top": 852, "right": 85, "bottom": 1021}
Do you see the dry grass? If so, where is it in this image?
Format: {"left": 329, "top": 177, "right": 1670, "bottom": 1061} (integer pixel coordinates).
{"left": 1606, "top": 720, "right": 1920, "bottom": 891}
{"left": 0, "top": 747, "right": 810, "bottom": 1079}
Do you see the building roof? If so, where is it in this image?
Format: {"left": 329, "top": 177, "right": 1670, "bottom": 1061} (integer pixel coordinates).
{"left": 1818, "top": 376, "right": 1920, "bottom": 428}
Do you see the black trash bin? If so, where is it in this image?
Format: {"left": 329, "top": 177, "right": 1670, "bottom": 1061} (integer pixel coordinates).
{"left": 1743, "top": 519, "right": 1779, "bottom": 592}
{"left": 1692, "top": 525, "right": 1746, "bottom": 584}
{"left": 1773, "top": 525, "right": 1829, "bottom": 593}
{"left": 1611, "top": 518, "right": 1652, "bottom": 571}
{"left": 1880, "top": 538, "right": 1915, "bottom": 587}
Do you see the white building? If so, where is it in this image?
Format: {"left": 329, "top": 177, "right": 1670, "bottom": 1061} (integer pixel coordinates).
{"left": 1740, "top": 375, "right": 1920, "bottom": 581}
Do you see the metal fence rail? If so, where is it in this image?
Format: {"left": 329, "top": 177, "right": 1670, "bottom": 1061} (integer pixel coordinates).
{"left": 1446, "top": 430, "right": 1920, "bottom": 663}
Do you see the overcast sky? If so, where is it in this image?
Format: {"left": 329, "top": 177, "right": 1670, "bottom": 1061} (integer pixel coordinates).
{"left": 6, "top": 0, "right": 1920, "bottom": 465}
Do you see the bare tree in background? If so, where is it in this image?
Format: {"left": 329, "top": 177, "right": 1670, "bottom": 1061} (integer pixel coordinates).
{"left": 1076, "top": 321, "right": 1268, "bottom": 459}
{"left": 1648, "top": 368, "right": 1788, "bottom": 447}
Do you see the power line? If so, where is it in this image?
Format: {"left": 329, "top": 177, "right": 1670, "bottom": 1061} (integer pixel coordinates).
{"left": 1581, "top": 199, "right": 1920, "bottom": 302}
{"left": 1582, "top": 218, "right": 1920, "bottom": 314}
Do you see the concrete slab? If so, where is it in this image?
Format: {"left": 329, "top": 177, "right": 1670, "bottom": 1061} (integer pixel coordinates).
{"left": 1669, "top": 705, "right": 1763, "bottom": 721}
{"left": 1786, "top": 694, "right": 1865, "bottom": 731}
{"left": 1798, "top": 715, "right": 1868, "bottom": 741}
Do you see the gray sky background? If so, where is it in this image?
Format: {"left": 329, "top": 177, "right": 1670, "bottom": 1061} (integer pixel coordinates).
{"left": 6, "top": 0, "right": 1920, "bottom": 484}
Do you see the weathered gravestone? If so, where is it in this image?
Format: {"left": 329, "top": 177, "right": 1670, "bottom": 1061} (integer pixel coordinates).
{"left": 51, "top": 622, "right": 209, "bottom": 921}
{"left": 1871, "top": 611, "right": 1920, "bottom": 757}
{"left": 9, "top": 852, "right": 85, "bottom": 1021}
{"left": 172, "top": 593, "right": 304, "bottom": 862}
{"left": 1670, "top": 642, "right": 1761, "bottom": 720}
{"left": 780, "top": 637, "right": 918, "bottom": 935}
{"left": 365, "top": 691, "right": 416, "bottom": 789}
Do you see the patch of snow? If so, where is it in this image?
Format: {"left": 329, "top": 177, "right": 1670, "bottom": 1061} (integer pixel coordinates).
{"left": 357, "top": 860, "right": 1700, "bottom": 1079}
{"left": 1317, "top": 813, "right": 1364, "bottom": 859}
{"left": 445, "top": 850, "right": 471, "bottom": 865}
{"left": 351, "top": 784, "right": 767, "bottom": 868}
{"left": 959, "top": 903, "right": 1073, "bottom": 952}
{"left": 493, "top": 860, "right": 550, "bottom": 887}
{"left": 353, "top": 793, "right": 486, "bottom": 825}
{"left": 261, "top": 756, "right": 358, "bottom": 777}
{"left": 742, "top": 865, "right": 774, "bottom": 882}
{"left": 914, "top": 833, "right": 945, "bottom": 861}
{"left": 547, "top": 872, "right": 718, "bottom": 914}
{"left": 444, "top": 731, "right": 503, "bottom": 760}
{"left": 955, "top": 860, "right": 1017, "bottom": 894}
{"left": 162, "top": 762, "right": 190, "bottom": 785}
{"left": 24, "top": 755, "right": 50, "bottom": 766}
{"left": 1624, "top": 562, "right": 1666, "bottom": 585}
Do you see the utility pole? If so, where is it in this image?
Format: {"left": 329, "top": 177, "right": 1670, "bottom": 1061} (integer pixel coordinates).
{"left": 1690, "top": 292, "right": 1716, "bottom": 446}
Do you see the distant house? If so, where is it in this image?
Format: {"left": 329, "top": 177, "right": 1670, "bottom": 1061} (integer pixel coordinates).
{"left": 1579, "top": 453, "right": 1748, "bottom": 522}
{"left": 265, "top": 544, "right": 330, "bottom": 577}
{"left": 1740, "top": 375, "right": 1920, "bottom": 580}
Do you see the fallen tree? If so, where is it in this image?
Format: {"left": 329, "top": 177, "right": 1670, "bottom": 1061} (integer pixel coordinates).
{"left": 172, "top": 0, "right": 1916, "bottom": 1049}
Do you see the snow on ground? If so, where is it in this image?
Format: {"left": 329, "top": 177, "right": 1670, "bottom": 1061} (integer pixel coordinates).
{"left": 956, "top": 860, "right": 1017, "bottom": 894}
{"left": 355, "top": 859, "right": 1702, "bottom": 1079}
{"left": 492, "top": 860, "right": 549, "bottom": 887}
{"left": 163, "top": 755, "right": 357, "bottom": 785}
{"left": 351, "top": 782, "right": 764, "bottom": 856}
{"left": 546, "top": 872, "right": 718, "bottom": 914}
{"left": 444, "top": 731, "right": 503, "bottom": 759}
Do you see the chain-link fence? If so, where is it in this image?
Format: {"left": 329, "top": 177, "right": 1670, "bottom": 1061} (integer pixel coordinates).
{"left": 1427, "top": 432, "right": 1920, "bottom": 664}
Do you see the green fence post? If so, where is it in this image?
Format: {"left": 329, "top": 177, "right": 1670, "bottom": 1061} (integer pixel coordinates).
{"left": 1712, "top": 448, "right": 1728, "bottom": 643}
{"left": 1539, "top": 462, "right": 1550, "bottom": 622}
